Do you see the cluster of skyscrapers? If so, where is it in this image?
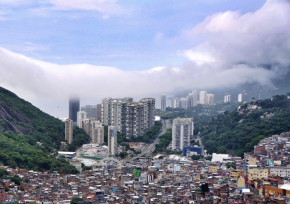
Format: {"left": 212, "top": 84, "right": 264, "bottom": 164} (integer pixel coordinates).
{"left": 101, "top": 97, "right": 155, "bottom": 138}
{"left": 65, "top": 96, "right": 155, "bottom": 156}
{"left": 161, "top": 90, "right": 215, "bottom": 110}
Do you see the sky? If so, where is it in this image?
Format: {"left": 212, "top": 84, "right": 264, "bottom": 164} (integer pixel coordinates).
{"left": 0, "top": 0, "right": 290, "bottom": 118}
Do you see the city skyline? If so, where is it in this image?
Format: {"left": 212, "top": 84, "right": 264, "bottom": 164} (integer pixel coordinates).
{"left": 0, "top": 0, "right": 289, "bottom": 118}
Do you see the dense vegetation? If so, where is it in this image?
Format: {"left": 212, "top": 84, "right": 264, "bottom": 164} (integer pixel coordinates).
{"left": 0, "top": 86, "right": 89, "bottom": 173}
{"left": 201, "top": 94, "right": 290, "bottom": 156}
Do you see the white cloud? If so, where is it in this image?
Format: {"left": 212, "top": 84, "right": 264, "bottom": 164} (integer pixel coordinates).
{"left": 48, "top": 0, "right": 126, "bottom": 15}
{"left": 25, "top": 42, "right": 49, "bottom": 52}
{"left": 183, "top": 0, "right": 290, "bottom": 68}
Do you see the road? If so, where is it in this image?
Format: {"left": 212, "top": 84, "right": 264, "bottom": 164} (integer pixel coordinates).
{"left": 120, "top": 119, "right": 171, "bottom": 164}
{"left": 197, "top": 134, "right": 204, "bottom": 157}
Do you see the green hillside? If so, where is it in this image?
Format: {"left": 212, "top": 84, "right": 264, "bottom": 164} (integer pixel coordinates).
{"left": 201, "top": 94, "right": 290, "bottom": 156}
{"left": 0, "top": 86, "right": 89, "bottom": 173}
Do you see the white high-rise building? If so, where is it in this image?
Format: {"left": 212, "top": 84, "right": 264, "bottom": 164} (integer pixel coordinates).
{"left": 77, "top": 111, "right": 87, "bottom": 128}
{"left": 238, "top": 93, "right": 242, "bottom": 102}
{"left": 161, "top": 94, "right": 166, "bottom": 111}
{"left": 172, "top": 118, "right": 194, "bottom": 150}
{"left": 101, "top": 97, "right": 155, "bottom": 138}
{"left": 81, "top": 105, "right": 97, "bottom": 118}
{"left": 65, "top": 119, "right": 73, "bottom": 144}
{"left": 171, "top": 98, "right": 180, "bottom": 108}
{"left": 224, "top": 94, "right": 231, "bottom": 103}
{"left": 199, "top": 91, "right": 208, "bottom": 104}
{"left": 92, "top": 120, "right": 104, "bottom": 144}
{"left": 108, "top": 126, "right": 118, "bottom": 156}
{"left": 207, "top": 94, "right": 215, "bottom": 105}
{"left": 179, "top": 98, "right": 189, "bottom": 109}
{"left": 192, "top": 90, "right": 198, "bottom": 107}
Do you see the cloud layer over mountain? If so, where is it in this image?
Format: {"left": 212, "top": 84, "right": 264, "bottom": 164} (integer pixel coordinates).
{"left": 0, "top": 0, "right": 290, "bottom": 117}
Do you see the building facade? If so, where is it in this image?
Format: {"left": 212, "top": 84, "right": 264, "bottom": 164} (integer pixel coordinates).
{"left": 69, "top": 97, "right": 80, "bottom": 122}
{"left": 224, "top": 94, "right": 231, "bottom": 103}
{"left": 108, "top": 126, "right": 118, "bottom": 156}
{"left": 161, "top": 94, "right": 166, "bottom": 111}
{"left": 179, "top": 98, "right": 189, "bottom": 109}
{"left": 101, "top": 97, "right": 155, "bottom": 138}
{"left": 77, "top": 111, "right": 87, "bottom": 128}
{"left": 171, "top": 98, "right": 180, "bottom": 108}
{"left": 207, "top": 94, "right": 215, "bottom": 105}
{"left": 65, "top": 119, "right": 73, "bottom": 144}
{"left": 238, "top": 93, "right": 242, "bottom": 102}
{"left": 92, "top": 120, "right": 104, "bottom": 144}
{"left": 199, "top": 91, "right": 208, "bottom": 104}
{"left": 96, "top": 104, "right": 102, "bottom": 121}
{"left": 172, "top": 118, "right": 194, "bottom": 150}
{"left": 192, "top": 90, "right": 198, "bottom": 107}
{"left": 81, "top": 105, "right": 97, "bottom": 119}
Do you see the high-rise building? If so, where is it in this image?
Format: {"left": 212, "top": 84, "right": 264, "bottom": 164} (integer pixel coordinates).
{"left": 96, "top": 104, "right": 102, "bottom": 121}
{"left": 92, "top": 120, "right": 104, "bottom": 144}
{"left": 179, "top": 98, "right": 189, "bottom": 109}
{"left": 199, "top": 91, "right": 208, "bottom": 104}
{"left": 77, "top": 111, "right": 87, "bottom": 128}
{"left": 101, "top": 97, "right": 155, "bottom": 138}
{"left": 81, "top": 105, "right": 97, "bottom": 118}
{"left": 192, "top": 90, "right": 198, "bottom": 107}
{"left": 172, "top": 118, "right": 194, "bottom": 150}
{"left": 171, "top": 98, "right": 180, "bottom": 108}
{"left": 65, "top": 119, "right": 73, "bottom": 144}
{"left": 108, "top": 126, "right": 118, "bottom": 155}
{"left": 224, "top": 94, "right": 231, "bottom": 103}
{"left": 207, "top": 94, "right": 215, "bottom": 105}
{"left": 238, "top": 93, "right": 242, "bottom": 102}
{"left": 161, "top": 94, "right": 166, "bottom": 111}
{"left": 69, "top": 97, "right": 80, "bottom": 122}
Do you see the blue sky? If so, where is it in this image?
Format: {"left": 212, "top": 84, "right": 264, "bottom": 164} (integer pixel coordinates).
{"left": 0, "top": 0, "right": 266, "bottom": 70}
{"left": 1, "top": 0, "right": 290, "bottom": 117}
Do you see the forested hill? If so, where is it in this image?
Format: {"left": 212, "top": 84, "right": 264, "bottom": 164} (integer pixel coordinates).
{"left": 201, "top": 94, "right": 290, "bottom": 156}
{"left": 0, "top": 86, "right": 89, "bottom": 173}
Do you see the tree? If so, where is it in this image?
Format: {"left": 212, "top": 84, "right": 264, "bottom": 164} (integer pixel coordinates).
{"left": 200, "top": 183, "right": 209, "bottom": 193}
{"left": 71, "top": 197, "right": 83, "bottom": 204}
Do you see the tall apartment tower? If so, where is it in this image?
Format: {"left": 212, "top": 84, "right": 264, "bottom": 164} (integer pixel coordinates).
{"left": 224, "top": 94, "right": 231, "bottom": 103}
{"left": 92, "top": 120, "right": 104, "bottom": 144}
{"left": 238, "top": 93, "right": 242, "bottom": 102}
{"left": 77, "top": 111, "right": 87, "bottom": 128}
{"left": 207, "top": 94, "right": 215, "bottom": 105}
{"left": 139, "top": 98, "right": 155, "bottom": 130}
{"left": 108, "top": 126, "right": 118, "bottom": 156}
{"left": 96, "top": 104, "right": 102, "bottom": 121}
{"left": 172, "top": 118, "right": 194, "bottom": 150}
{"left": 69, "top": 97, "right": 80, "bottom": 122}
{"left": 171, "top": 98, "right": 180, "bottom": 108}
{"left": 161, "top": 94, "right": 166, "bottom": 111}
{"left": 199, "top": 91, "right": 208, "bottom": 104}
{"left": 81, "top": 105, "right": 97, "bottom": 118}
{"left": 65, "top": 119, "right": 73, "bottom": 144}
{"left": 179, "top": 98, "right": 189, "bottom": 109}
{"left": 192, "top": 90, "right": 198, "bottom": 107}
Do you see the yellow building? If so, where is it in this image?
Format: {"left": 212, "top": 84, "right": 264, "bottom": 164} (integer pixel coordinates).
{"left": 248, "top": 167, "right": 268, "bottom": 181}
{"left": 237, "top": 176, "right": 245, "bottom": 191}
{"left": 248, "top": 157, "right": 257, "bottom": 165}
{"left": 209, "top": 166, "right": 218, "bottom": 173}
{"left": 230, "top": 170, "right": 241, "bottom": 180}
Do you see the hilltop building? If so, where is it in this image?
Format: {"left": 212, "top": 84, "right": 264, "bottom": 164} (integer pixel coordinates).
{"left": 172, "top": 117, "right": 194, "bottom": 150}
{"left": 65, "top": 119, "right": 73, "bottom": 144}
{"left": 238, "top": 93, "right": 242, "bottom": 102}
{"left": 224, "top": 94, "right": 231, "bottom": 103}
{"left": 171, "top": 97, "right": 180, "bottom": 108}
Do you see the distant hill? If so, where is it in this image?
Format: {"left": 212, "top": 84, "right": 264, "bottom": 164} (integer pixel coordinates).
{"left": 201, "top": 94, "right": 290, "bottom": 156}
{"left": 0, "top": 86, "right": 89, "bottom": 173}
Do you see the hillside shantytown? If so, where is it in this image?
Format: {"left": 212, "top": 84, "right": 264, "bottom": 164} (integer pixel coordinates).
{"left": 1, "top": 131, "right": 290, "bottom": 203}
